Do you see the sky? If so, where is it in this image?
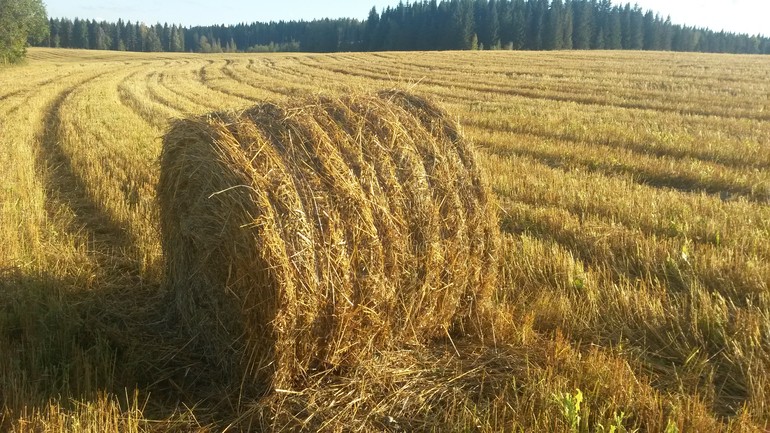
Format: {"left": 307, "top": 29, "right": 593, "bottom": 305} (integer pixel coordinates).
{"left": 44, "top": 0, "right": 769, "bottom": 36}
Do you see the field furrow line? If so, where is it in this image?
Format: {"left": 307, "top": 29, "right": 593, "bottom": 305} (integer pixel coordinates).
{"left": 482, "top": 137, "right": 769, "bottom": 204}
{"left": 499, "top": 199, "right": 769, "bottom": 306}
{"left": 191, "top": 61, "right": 256, "bottom": 106}
{"left": 117, "top": 70, "right": 182, "bottom": 128}
{"left": 36, "top": 74, "right": 143, "bottom": 283}
{"left": 213, "top": 61, "right": 288, "bottom": 100}
{"left": 466, "top": 117, "right": 770, "bottom": 172}
{"left": 143, "top": 71, "right": 201, "bottom": 115}
{"left": 305, "top": 57, "right": 766, "bottom": 121}
{"left": 116, "top": 71, "right": 171, "bottom": 128}
{"left": 1, "top": 72, "right": 91, "bottom": 117}
{"left": 157, "top": 71, "right": 222, "bottom": 112}
{"left": 246, "top": 60, "right": 330, "bottom": 94}
{"left": 485, "top": 154, "right": 770, "bottom": 258}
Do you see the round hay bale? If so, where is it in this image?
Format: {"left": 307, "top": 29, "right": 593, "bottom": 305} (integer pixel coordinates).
{"left": 158, "top": 91, "right": 500, "bottom": 392}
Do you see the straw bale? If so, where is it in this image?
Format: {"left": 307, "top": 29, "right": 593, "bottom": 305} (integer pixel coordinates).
{"left": 158, "top": 91, "right": 499, "bottom": 392}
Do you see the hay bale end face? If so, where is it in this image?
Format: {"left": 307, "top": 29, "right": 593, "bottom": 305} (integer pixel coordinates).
{"left": 158, "top": 91, "right": 500, "bottom": 392}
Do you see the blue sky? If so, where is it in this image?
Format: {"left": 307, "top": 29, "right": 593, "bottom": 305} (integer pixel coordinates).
{"left": 44, "top": 0, "right": 768, "bottom": 36}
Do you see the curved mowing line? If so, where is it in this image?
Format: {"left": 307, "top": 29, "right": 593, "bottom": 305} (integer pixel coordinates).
{"left": 214, "top": 59, "right": 303, "bottom": 98}
{"left": 483, "top": 140, "right": 769, "bottom": 204}
{"left": 499, "top": 199, "right": 768, "bottom": 309}
{"left": 486, "top": 155, "right": 770, "bottom": 253}
{"left": 143, "top": 71, "right": 198, "bottom": 115}
{"left": 155, "top": 71, "right": 221, "bottom": 112}
{"left": 36, "top": 73, "right": 143, "bottom": 280}
{"left": 116, "top": 71, "right": 171, "bottom": 129}
{"left": 214, "top": 63, "right": 285, "bottom": 100}
{"left": 0, "top": 89, "right": 26, "bottom": 103}
{"left": 298, "top": 57, "right": 767, "bottom": 122}
{"left": 464, "top": 118, "right": 770, "bottom": 173}
{"left": 2, "top": 73, "right": 91, "bottom": 117}
{"left": 194, "top": 60, "right": 283, "bottom": 104}
{"left": 289, "top": 59, "right": 394, "bottom": 85}
{"left": 1, "top": 75, "right": 63, "bottom": 101}
{"left": 246, "top": 60, "right": 334, "bottom": 93}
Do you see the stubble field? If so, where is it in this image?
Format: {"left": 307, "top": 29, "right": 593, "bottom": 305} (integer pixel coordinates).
{"left": 1, "top": 47, "right": 769, "bottom": 432}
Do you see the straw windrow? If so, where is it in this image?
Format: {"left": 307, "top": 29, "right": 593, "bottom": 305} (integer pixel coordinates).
{"left": 158, "top": 92, "right": 500, "bottom": 393}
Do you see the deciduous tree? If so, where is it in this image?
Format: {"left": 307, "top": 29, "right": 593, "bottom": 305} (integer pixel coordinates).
{"left": 0, "top": 0, "right": 48, "bottom": 63}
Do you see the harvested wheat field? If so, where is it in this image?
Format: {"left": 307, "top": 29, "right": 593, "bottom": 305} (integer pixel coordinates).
{"left": 1, "top": 48, "right": 769, "bottom": 432}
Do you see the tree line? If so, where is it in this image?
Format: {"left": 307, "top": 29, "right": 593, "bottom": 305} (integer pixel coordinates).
{"left": 39, "top": 0, "right": 770, "bottom": 55}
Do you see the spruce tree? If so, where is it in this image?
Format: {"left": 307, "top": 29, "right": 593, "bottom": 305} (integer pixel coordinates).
{"left": 561, "top": 0, "right": 573, "bottom": 49}
{"left": 629, "top": 6, "right": 644, "bottom": 49}
{"left": 487, "top": 0, "right": 501, "bottom": 49}
{"left": 605, "top": 6, "right": 622, "bottom": 49}
{"left": 94, "top": 24, "right": 110, "bottom": 50}
{"left": 572, "top": 0, "right": 592, "bottom": 49}
{"left": 73, "top": 18, "right": 88, "bottom": 49}
{"left": 659, "top": 16, "right": 673, "bottom": 50}
{"left": 544, "top": 0, "right": 563, "bottom": 50}
{"left": 510, "top": 0, "right": 526, "bottom": 49}
{"left": 643, "top": 10, "right": 657, "bottom": 50}
{"left": 363, "top": 7, "right": 379, "bottom": 51}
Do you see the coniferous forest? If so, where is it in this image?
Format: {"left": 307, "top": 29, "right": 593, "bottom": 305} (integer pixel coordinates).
{"left": 40, "top": 0, "right": 770, "bottom": 54}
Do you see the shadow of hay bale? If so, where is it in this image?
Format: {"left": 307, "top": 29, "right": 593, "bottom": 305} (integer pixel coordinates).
{"left": 157, "top": 91, "right": 500, "bottom": 394}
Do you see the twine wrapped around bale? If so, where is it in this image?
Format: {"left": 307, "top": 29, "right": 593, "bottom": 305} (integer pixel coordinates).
{"left": 158, "top": 91, "right": 499, "bottom": 392}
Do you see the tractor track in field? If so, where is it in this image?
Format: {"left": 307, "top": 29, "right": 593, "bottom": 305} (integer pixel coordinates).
{"left": 212, "top": 60, "right": 282, "bottom": 101}
{"left": 2, "top": 74, "right": 89, "bottom": 117}
{"left": 295, "top": 57, "right": 768, "bottom": 121}
{"left": 116, "top": 70, "right": 171, "bottom": 128}
{"left": 37, "top": 72, "right": 144, "bottom": 283}
{"left": 0, "top": 76, "right": 62, "bottom": 104}
{"left": 464, "top": 119, "right": 770, "bottom": 173}
{"left": 0, "top": 89, "right": 26, "bottom": 103}
{"left": 143, "top": 72, "right": 196, "bottom": 115}
{"left": 160, "top": 70, "right": 222, "bottom": 111}
{"left": 483, "top": 139, "right": 769, "bottom": 205}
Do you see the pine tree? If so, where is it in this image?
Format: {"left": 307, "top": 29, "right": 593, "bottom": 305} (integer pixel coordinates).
{"left": 59, "top": 19, "right": 72, "bottom": 47}
{"left": 620, "top": 3, "right": 631, "bottom": 48}
{"left": 450, "top": 0, "right": 475, "bottom": 50}
{"left": 593, "top": 26, "right": 605, "bottom": 49}
{"left": 474, "top": 0, "right": 488, "bottom": 48}
{"left": 198, "top": 35, "right": 211, "bottom": 52}
{"left": 143, "top": 25, "right": 162, "bottom": 52}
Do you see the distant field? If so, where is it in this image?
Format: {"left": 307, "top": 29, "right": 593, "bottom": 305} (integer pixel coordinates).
{"left": 1, "top": 47, "right": 769, "bottom": 432}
